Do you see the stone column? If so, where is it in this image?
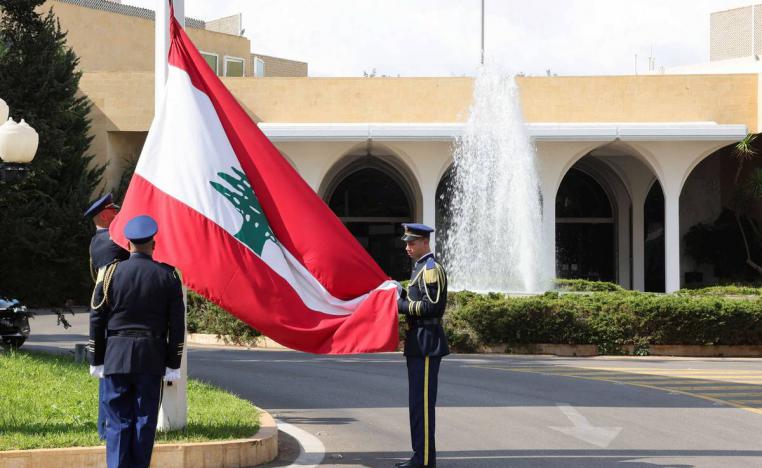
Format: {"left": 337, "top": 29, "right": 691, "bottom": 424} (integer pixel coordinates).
{"left": 664, "top": 188, "right": 681, "bottom": 293}
{"left": 541, "top": 187, "right": 557, "bottom": 284}
{"left": 616, "top": 196, "right": 631, "bottom": 289}
{"left": 631, "top": 193, "right": 646, "bottom": 291}
{"left": 421, "top": 180, "right": 438, "bottom": 251}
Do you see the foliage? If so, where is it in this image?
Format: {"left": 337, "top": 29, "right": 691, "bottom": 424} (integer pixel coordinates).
{"left": 187, "top": 291, "right": 261, "bottom": 345}
{"left": 734, "top": 133, "right": 758, "bottom": 160}
{"left": 112, "top": 155, "right": 137, "bottom": 207}
{"left": 0, "top": 0, "right": 104, "bottom": 306}
{"left": 553, "top": 278, "right": 624, "bottom": 292}
{"left": 441, "top": 288, "right": 762, "bottom": 354}
{"left": 0, "top": 350, "right": 260, "bottom": 450}
{"left": 676, "top": 285, "right": 762, "bottom": 296}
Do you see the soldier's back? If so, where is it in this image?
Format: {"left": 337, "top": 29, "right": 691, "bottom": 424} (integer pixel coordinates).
{"left": 102, "top": 253, "right": 182, "bottom": 376}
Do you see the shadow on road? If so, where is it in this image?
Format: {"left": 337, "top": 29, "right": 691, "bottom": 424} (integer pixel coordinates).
{"left": 262, "top": 447, "right": 762, "bottom": 467}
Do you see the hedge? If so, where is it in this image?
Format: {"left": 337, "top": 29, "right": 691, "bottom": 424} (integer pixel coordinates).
{"left": 187, "top": 281, "right": 762, "bottom": 354}
{"left": 443, "top": 290, "right": 762, "bottom": 354}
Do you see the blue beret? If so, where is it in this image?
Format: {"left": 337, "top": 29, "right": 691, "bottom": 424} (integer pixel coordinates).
{"left": 83, "top": 193, "right": 118, "bottom": 218}
{"left": 401, "top": 223, "right": 434, "bottom": 241}
{"left": 124, "top": 215, "right": 158, "bottom": 244}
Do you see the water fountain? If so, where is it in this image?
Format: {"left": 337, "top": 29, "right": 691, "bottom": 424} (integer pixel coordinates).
{"left": 443, "top": 66, "right": 552, "bottom": 293}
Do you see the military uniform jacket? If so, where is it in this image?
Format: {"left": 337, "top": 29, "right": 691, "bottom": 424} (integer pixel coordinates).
{"left": 89, "top": 228, "right": 129, "bottom": 280}
{"left": 88, "top": 252, "right": 185, "bottom": 376}
{"left": 397, "top": 253, "right": 450, "bottom": 357}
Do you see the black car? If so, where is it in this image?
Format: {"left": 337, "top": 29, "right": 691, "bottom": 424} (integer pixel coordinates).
{"left": 0, "top": 296, "right": 30, "bottom": 348}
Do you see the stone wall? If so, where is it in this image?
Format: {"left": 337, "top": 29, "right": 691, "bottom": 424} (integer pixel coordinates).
{"left": 251, "top": 53, "right": 308, "bottom": 77}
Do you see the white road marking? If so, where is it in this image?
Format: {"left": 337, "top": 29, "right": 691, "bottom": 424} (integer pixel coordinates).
{"left": 277, "top": 419, "right": 326, "bottom": 468}
{"left": 550, "top": 404, "right": 622, "bottom": 448}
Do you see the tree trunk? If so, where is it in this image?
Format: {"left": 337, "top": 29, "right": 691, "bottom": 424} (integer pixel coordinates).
{"left": 736, "top": 212, "right": 762, "bottom": 274}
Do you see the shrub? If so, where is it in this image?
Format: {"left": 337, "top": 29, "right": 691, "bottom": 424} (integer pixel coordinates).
{"left": 442, "top": 288, "right": 762, "bottom": 353}
{"left": 186, "top": 292, "right": 260, "bottom": 346}
{"left": 553, "top": 279, "right": 625, "bottom": 292}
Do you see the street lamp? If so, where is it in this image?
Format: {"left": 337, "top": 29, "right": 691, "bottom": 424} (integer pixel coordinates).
{"left": 0, "top": 98, "right": 39, "bottom": 183}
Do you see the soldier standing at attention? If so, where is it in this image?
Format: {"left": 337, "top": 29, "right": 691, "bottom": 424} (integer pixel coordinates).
{"left": 88, "top": 215, "right": 185, "bottom": 468}
{"left": 83, "top": 193, "right": 129, "bottom": 440}
{"left": 84, "top": 193, "right": 129, "bottom": 284}
{"left": 395, "top": 223, "right": 449, "bottom": 468}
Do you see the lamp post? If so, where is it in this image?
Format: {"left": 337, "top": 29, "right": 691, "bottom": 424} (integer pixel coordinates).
{"left": 0, "top": 98, "right": 39, "bottom": 183}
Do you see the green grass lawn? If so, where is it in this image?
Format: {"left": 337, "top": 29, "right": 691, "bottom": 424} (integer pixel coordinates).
{"left": 0, "top": 350, "right": 260, "bottom": 450}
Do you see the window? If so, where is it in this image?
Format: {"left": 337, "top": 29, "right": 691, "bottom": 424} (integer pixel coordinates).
{"left": 200, "top": 51, "right": 219, "bottom": 75}
{"left": 224, "top": 56, "right": 245, "bottom": 77}
{"left": 254, "top": 57, "right": 265, "bottom": 77}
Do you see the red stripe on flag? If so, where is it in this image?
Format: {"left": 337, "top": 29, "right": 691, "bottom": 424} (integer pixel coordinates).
{"left": 117, "top": 175, "right": 399, "bottom": 354}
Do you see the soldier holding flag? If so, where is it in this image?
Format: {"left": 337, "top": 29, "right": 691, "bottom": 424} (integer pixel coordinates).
{"left": 395, "top": 223, "right": 449, "bottom": 468}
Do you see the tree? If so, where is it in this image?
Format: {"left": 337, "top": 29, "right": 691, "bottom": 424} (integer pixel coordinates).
{"left": 0, "top": 0, "right": 103, "bottom": 306}
{"left": 731, "top": 133, "right": 762, "bottom": 275}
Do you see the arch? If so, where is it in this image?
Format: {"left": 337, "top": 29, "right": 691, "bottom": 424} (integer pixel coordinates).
{"left": 678, "top": 140, "right": 761, "bottom": 286}
{"left": 554, "top": 141, "right": 664, "bottom": 203}
{"left": 555, "top": 163, "right": 619, "bottom": 283}
{"left": 319, "top": 145, "right": 424, "bottom": 222}
{"left": 320, "top": 149, "right": 422, "bottom": 280}
{"left": 678, "top": 141, "right": 740, "bottom": 194}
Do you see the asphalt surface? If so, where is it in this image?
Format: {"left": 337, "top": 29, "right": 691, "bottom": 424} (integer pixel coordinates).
{"left": 22, "top": 310, "right": 762, "bottom": 468}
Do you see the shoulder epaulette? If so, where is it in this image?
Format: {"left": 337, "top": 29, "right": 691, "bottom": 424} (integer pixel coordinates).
{"left": 423, "top": 261, "right": 442, "bottom": 284}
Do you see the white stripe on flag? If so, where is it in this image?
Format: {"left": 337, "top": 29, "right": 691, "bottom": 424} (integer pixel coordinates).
{"left": 136, "top": 66, "right": 393, "bottom": 316}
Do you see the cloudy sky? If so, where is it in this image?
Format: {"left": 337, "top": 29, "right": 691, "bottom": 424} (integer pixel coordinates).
{"left": 126, "top": 0, "right": 754, "bottom": 77}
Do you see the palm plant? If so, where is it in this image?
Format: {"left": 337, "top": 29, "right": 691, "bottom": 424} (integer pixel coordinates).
{"left": 732, "top": 133, "right": 762, "bottom": 274}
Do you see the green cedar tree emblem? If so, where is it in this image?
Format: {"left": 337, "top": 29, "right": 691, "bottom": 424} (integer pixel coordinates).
{"left": 210, "top": 167, "right": 278, "bottom": 256}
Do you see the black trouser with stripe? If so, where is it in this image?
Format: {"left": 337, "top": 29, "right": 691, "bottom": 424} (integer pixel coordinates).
{"left": 407, "top": 355, "right": 442, "bottom": 466}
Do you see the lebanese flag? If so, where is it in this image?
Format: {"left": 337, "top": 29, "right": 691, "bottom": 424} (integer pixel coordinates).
{"left": 110, "top": 10, "right": 399, "bottom": 354}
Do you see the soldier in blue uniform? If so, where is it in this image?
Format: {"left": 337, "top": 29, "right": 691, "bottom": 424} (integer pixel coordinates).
{"left": 83, "top": 193, "right": 129, "bottom": 440}
{"left": 88, "top": 215, "right": 185, "bottom": 468}
{"left": 395, "top": 223, "right": 449, "bottom": 468}
{"left": 84, "top": 193, "right": 129, "bottom": 283}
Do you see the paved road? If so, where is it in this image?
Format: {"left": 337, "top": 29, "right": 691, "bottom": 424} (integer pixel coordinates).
{"left": 24, "top": 311, "right": 762, "bottom": 468}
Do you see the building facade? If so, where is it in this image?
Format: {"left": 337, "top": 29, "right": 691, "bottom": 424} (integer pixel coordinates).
{"left": 54, "top": 1, "right": 762, "bottom": 292}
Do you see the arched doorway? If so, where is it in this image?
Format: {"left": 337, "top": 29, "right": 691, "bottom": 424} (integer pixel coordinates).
{"left": 325, "top": 158, "right": 415, "bottom": 280}
{"left": 680, "top": 143, "right": 762, "bottom": 286}
{"left": 556, "top": 168, "right": 616, "bottom": 282}
{"left": 644, "top": 181, "right": 665, "bottom": 292}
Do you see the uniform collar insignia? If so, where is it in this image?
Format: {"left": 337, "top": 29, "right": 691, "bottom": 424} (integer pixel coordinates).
{"left": 416, "top": 252, "right": 434, "bottom": 265}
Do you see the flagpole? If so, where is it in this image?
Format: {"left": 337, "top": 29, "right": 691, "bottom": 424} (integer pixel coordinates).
{"left": 480, "top": 0, "right": 485, "bottom": 65}
{"left": 155, "top": 0, "right": 188, "bottom": 432}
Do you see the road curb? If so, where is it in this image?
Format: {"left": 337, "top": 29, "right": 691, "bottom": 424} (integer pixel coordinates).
{"left": 0, "top": 409, "right": 278, "bottom": 468}
{"left": 188, "top": 333, "right": 287, "bottom": 349}
{"left": 188, "top": 334, "right": 762, "bottom": 358}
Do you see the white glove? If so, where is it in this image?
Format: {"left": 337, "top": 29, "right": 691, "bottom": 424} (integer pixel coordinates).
{"left": 393, "top": 281, "right": 406, "bottom": 299}
{"left": 164, "top": 367, "right": 181, "bottom": 382}
{"left": 89, "top": 365, "right": 104, "bottom": 378}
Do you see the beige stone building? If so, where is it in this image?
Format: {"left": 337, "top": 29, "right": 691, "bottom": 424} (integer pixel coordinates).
{"left": 46, "top": 0, "right": 307, "bottom": 78}
{"left": 50, "top": 0, "right": 762, "bottom": 292}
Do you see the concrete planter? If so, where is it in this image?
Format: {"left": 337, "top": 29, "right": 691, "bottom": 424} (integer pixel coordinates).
{"left": 188, "top": 333, "right": 285, "bottom": 349}
{"left": 0, "top": 409, "right": 278, "bottom": 468}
